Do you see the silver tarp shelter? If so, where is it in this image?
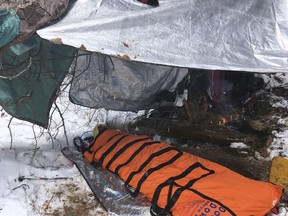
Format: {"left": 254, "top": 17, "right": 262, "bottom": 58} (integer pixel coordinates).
{"left": 37, "top": 0, "right": 288, "bottom": 73}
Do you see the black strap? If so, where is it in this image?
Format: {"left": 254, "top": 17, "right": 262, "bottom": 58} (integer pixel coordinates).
{"left": 159, "top": 171, "right": 236, "bottom": 216}
{"left": 163, "top": 171, "right": 214, "bottom": 213}
{"left": 150, "top": 205, "right": 167, "bottom": 216}
{"left": 105, "top": 137, "right": 150, "bottom": 170}
{"left": 114, "top": 141, "right": 160, "bottom": 175}
{"left": 124, "top": 147, "right": 181, "bottom": 191}
{"left": 188, "top": 188, "right": 236, "bottom": 216}
{"left": 150, "top": 162, "right": 214, "bottom": 215}
{"left": 150, "top": 162, "right": 207, "bottom": 214}
{"left": 84, "top": 129, "right": 121, "bottom": 154}
{"left": 106, "top": 132, "right": 124, "bottom": 143}
{"left": 130, "top": 150, "right": 183, "bottom": 197}
{"left": 97, "top": 134, "right": 128, "bottom": 167}
{"left": 151, "top": 162, "right": 202, "bottom": 213}
{"left": 90, "top": 132, "right": 124, "bottom": 165}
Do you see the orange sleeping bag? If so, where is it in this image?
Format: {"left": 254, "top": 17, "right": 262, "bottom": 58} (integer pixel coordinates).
{"left": 83, "top": 129, "right": 283, "bottom": 216}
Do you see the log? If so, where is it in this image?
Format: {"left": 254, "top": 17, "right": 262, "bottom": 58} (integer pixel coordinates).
{"left": 129, "top": 118, "right": 260, "bottom": 147}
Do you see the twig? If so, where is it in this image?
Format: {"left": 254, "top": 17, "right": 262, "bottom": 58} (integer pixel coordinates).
{"left": 87, "top": 109, "right": 97, "bottom": 126}
{"left": 18, "top": 176, "right": 72, "bottom": 182}
{"left": 47, "top": 131, "right": 55, "bottom": 149}
{"left": 29, "top": 124, "right": 39, "bottom": 165}
{"left": 44, "top": 195, "right": 54, "bottom": 212}
{"left": 13, "top": 184, "right": 30, "bottom": 190}
{"left": 28, "top": 147, "right": 40, "bottom": 166}
{"left": 54, "top": 101, "right": 69, "bottom": 147}
{"left": 0, "top": 57, "right": 32, "bottom": 80}
{"left": 8, "top": 116, "right": 13, "bottom": 149}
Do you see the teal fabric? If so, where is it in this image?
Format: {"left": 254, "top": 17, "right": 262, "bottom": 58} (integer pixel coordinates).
{"left": 0, "top": 35, "right": 76, "bottom": 128}
{"left": 0, "top": 9, "right": 20, "bottom": 48}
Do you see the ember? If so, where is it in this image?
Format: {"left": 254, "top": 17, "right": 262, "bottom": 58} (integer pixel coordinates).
{"left": 219, "top": 117, "right": 227, "bottom": 125}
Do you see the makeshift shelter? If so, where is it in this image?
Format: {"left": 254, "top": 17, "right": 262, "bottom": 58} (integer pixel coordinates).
{"left": 1, "top": 0, "right": 288, "bottom": 126}
{"left": 0, "top": 0, "right": 288, "bottom": 215}
{"left": 37, "top": 0, "right": 288, "bottom": 72}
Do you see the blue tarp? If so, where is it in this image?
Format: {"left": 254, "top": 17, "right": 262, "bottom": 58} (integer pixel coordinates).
{"left": 0, "top": 9, "right": 20, "bottom": 48}
{"left": 0, "top": 35, "right": 76, "bottom": 127}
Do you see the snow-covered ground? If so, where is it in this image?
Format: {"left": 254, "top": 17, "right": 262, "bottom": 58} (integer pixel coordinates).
{"left": 0, "top": 88, "right": 140, "bottom": 216}
{"left": 1, "top": 74, "right": 288, "bottom": 215}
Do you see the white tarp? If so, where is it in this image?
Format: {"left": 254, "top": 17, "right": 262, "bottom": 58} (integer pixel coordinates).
{"left": 37, "top": 0, "right": 288, "bottom": 73}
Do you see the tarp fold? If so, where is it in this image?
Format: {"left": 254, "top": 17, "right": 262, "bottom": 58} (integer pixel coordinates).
{"left": 37, "top": 0, "right": 288, "bottom": 73}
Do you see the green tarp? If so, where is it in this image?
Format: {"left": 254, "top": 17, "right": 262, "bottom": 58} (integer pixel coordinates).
{"left": 0, "top": 9, "right": 20, "bottom": 48}
{"left": 0, "top": 35, "right": 76, "bottom": 128}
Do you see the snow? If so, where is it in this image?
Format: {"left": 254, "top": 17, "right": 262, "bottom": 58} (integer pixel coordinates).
{"left": 1, "top": 74, "right": 288, "bottom": 215}
{"left": 270, "top": 95, "right": 288, "bottom": 109}
{"left": 230, "top": 142, "right": 250, "bottom": 149}
{"left": 0, "top": 88, "right": 139, "bottom": 216}
{"left": 258, "top": 73, "right": 288, "bottom": 89}
{"left": 269, "top": 130, "right": 288, "bottom": 159}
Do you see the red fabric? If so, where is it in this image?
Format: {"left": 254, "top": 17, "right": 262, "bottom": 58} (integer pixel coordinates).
{"left": 208, "top": 71, "right": 225, "bottom": 104}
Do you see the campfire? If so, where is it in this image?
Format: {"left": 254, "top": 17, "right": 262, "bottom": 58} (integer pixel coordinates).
{"left": 129, "top": 70, "right": 288, "bottom": 158}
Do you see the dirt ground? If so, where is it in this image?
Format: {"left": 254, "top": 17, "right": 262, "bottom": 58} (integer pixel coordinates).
{"left": 36, "top": 175, "right": 108, "bottom": 216}
{"left": 174, "top": 140, "right": 271, "bottom": 181}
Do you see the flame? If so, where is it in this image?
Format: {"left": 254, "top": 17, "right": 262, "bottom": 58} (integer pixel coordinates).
{"left": 210, "top": 114, "right": 236, "bottom": 125}
{"left": 218, "top": 117, "right": 227, "bottom": 125}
